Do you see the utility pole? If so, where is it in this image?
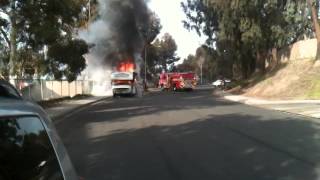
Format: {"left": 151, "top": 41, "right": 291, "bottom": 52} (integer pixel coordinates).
{"left": 88, "top": 0, "right": 91, "bottom": 29}
{"left": 200, "top": 63, "right": 203, "bottom": 85}
{"left": 144, "top": 45, "right": 147, "bottom": 88}
{"left": 144, "top": 29, "right": 149, "bottom": 89}
{"left": 82, "top": 0, "right": 91, "bottom": 82}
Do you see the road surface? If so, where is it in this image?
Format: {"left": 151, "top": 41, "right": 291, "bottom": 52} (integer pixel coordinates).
{"left": 56, "top": 88, "right": 320, "bottom": 180}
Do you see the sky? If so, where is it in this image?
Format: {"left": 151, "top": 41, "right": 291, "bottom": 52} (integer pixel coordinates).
{"left": 148, "top": 0, "right": 206, "bottom": 61}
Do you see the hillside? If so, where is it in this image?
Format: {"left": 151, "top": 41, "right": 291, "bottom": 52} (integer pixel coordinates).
{"left": 240, "top": 60, "right": 320, "bottom": 100}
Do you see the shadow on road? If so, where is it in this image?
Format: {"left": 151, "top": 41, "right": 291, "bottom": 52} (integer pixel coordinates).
{"left": 56, "top": 90, "right": 320, "bottom": 180}
{"left": 83, "top": 90, "right": 235, "bottom": 123}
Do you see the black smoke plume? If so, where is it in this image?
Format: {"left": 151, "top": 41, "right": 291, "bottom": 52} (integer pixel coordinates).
{"left": 99, "top": 0, "right": 151, "bottom": 67}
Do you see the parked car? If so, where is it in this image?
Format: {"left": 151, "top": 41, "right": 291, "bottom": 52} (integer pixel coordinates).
{"left": 0, "top": 88, "right": 78, "bottom": 179}
{"left": 224, "top": 79, "right": 231, "bottom": 83}
{"left": 212, "top": 79, "right": 232, "bottom": 88}
{"left": 0, "top": 79, "right": 22, "bottom": 99}
{"left": 212, "top": 79, "right": 224, "bottom": 87}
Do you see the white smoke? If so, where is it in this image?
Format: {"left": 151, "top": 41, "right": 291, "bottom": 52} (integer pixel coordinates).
{"left": 78, "top": 1, "right": 113, "bottom": 96}
{"left": 134, "top": 53, "right": 144, "bottom": 97}
{"left": 79, "top": 23, "right": 113, "bottom": 96}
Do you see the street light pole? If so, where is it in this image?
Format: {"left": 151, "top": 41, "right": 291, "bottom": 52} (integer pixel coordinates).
{"left": 88, "top": 0, "right": 91, "bottom": 29}
{"left": 144, "top": 45, "right": 147, "bottom": 87}
{"left": 200, "top": 63, "right": 203, "bottom": 85}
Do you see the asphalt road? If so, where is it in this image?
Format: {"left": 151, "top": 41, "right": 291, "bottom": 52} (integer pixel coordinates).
{"left": 56, "top": 88, "right": 320, "bottom": 180}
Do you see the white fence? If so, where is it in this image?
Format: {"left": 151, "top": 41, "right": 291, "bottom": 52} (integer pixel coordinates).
{"left": 12, "top": 79, "right": 95, "bottom": 102}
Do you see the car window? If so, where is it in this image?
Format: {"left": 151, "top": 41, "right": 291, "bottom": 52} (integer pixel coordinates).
{"left": 0, "top": 116, "right": 64, "bottom": 180}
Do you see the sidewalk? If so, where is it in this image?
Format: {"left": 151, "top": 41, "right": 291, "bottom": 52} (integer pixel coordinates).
{"left": 44, "top": 96, "right": 109, "bottom": 120}
{"left": 219, "top": 91, "right": 320, "bottom": 119}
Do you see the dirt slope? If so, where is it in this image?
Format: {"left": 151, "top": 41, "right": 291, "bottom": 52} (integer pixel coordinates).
{"left": 243, "top": 60, "right": 320, "bottom": 100}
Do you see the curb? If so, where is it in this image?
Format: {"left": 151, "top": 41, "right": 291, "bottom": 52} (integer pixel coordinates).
{"left": 51, "top": 96, "right": 111, "bottom": 124}
{"left": 215, "top": 90, "right": 320, "bottom": 122}
{"left": 268, "top": 108, "right": 320, "bottom": 122}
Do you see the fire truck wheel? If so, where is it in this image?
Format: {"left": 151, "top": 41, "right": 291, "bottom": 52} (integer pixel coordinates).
{"left": 159, "top": 84, "right": 165, "bottom": 91}
{"left": 172, "top": 85, "right": 177, "bottom": 91}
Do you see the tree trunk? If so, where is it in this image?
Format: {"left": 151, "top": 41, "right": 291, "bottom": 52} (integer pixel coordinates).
{"left": 8, "top": 13, "right": 17, "bottom": 77}
{"left": 242, "top": 63, "right": 248, "bottom": 79}
{"left": 271, "top": 47, "right": 278, "bottom": 70}
{"left": 255, "top": 50, "right": 266, "bottom": 73}
{"left": 0, "top": 28, "right": 10, "bottom": 47}
{"left": 307, "top": 0, "right": 320, "bottom": 60}
{"left": 232, "top": 59, "right": 243, "bottom": 80}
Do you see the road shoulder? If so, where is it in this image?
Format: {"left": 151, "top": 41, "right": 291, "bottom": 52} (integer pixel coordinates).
{"left": 216, "top": 90, "right": 320, "bottom": 120}
{"left": 44, "top": 96, "right": 109, "bottom": 121}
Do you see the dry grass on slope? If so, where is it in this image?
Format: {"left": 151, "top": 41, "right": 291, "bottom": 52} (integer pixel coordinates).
{"left": 242, "top": 60, "right": 320, "bottom": 100}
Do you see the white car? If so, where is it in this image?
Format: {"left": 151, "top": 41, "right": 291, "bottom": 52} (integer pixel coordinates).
{"left": 212, "top": 79, "right": 224, "bottom": 87}
{"left": 212, "top": 79, "right": 231, "bottom": 87}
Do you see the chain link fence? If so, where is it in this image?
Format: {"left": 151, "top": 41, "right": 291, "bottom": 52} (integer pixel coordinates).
{"left": 11, "top": 79, "right": 95, "bottom": 102}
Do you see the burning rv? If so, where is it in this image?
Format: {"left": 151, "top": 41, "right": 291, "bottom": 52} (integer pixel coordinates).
{"left": 111, "top": 59, "right": 137, "bottom": 97}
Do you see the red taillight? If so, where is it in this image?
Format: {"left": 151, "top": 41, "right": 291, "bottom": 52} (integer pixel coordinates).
{"left": 112, "top": 80, "right": 133, "bottom": 85}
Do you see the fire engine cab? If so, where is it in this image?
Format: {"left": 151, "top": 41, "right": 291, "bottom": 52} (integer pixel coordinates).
{"left": 111, "top": 60, "right": 137, "bottom": 97}
{"left": 159, "top": 72, "right": 197, "bottom": 91}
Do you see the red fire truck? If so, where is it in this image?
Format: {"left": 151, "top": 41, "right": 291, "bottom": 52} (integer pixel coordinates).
{"left": 158, "top": 72, "right": 197, "bottom": 91}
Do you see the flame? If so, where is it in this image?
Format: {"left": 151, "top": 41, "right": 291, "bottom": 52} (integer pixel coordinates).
{"left": 117, "top": 58, "right": 135, "bottom": 72}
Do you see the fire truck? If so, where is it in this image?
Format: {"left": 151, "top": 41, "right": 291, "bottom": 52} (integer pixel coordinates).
{"left": 158, "top": 72, "right": 197, "bottom": 91}
{"left": 111, "top": 60, "right": 137, "bottom": 97}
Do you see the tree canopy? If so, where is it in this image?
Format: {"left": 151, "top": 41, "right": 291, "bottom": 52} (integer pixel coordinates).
{"left": 145, "top": 33, "right": 180, "bottom": 80}
{"left": 0, "top": 0, "right": 89, "bottom": 81}
{"left": 181, "top": 0, "right": 312, "bottom": 80}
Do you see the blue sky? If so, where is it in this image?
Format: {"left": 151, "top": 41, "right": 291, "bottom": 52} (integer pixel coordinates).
{"left": 148, "top": 0, "right": 206, "bottom": 60}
